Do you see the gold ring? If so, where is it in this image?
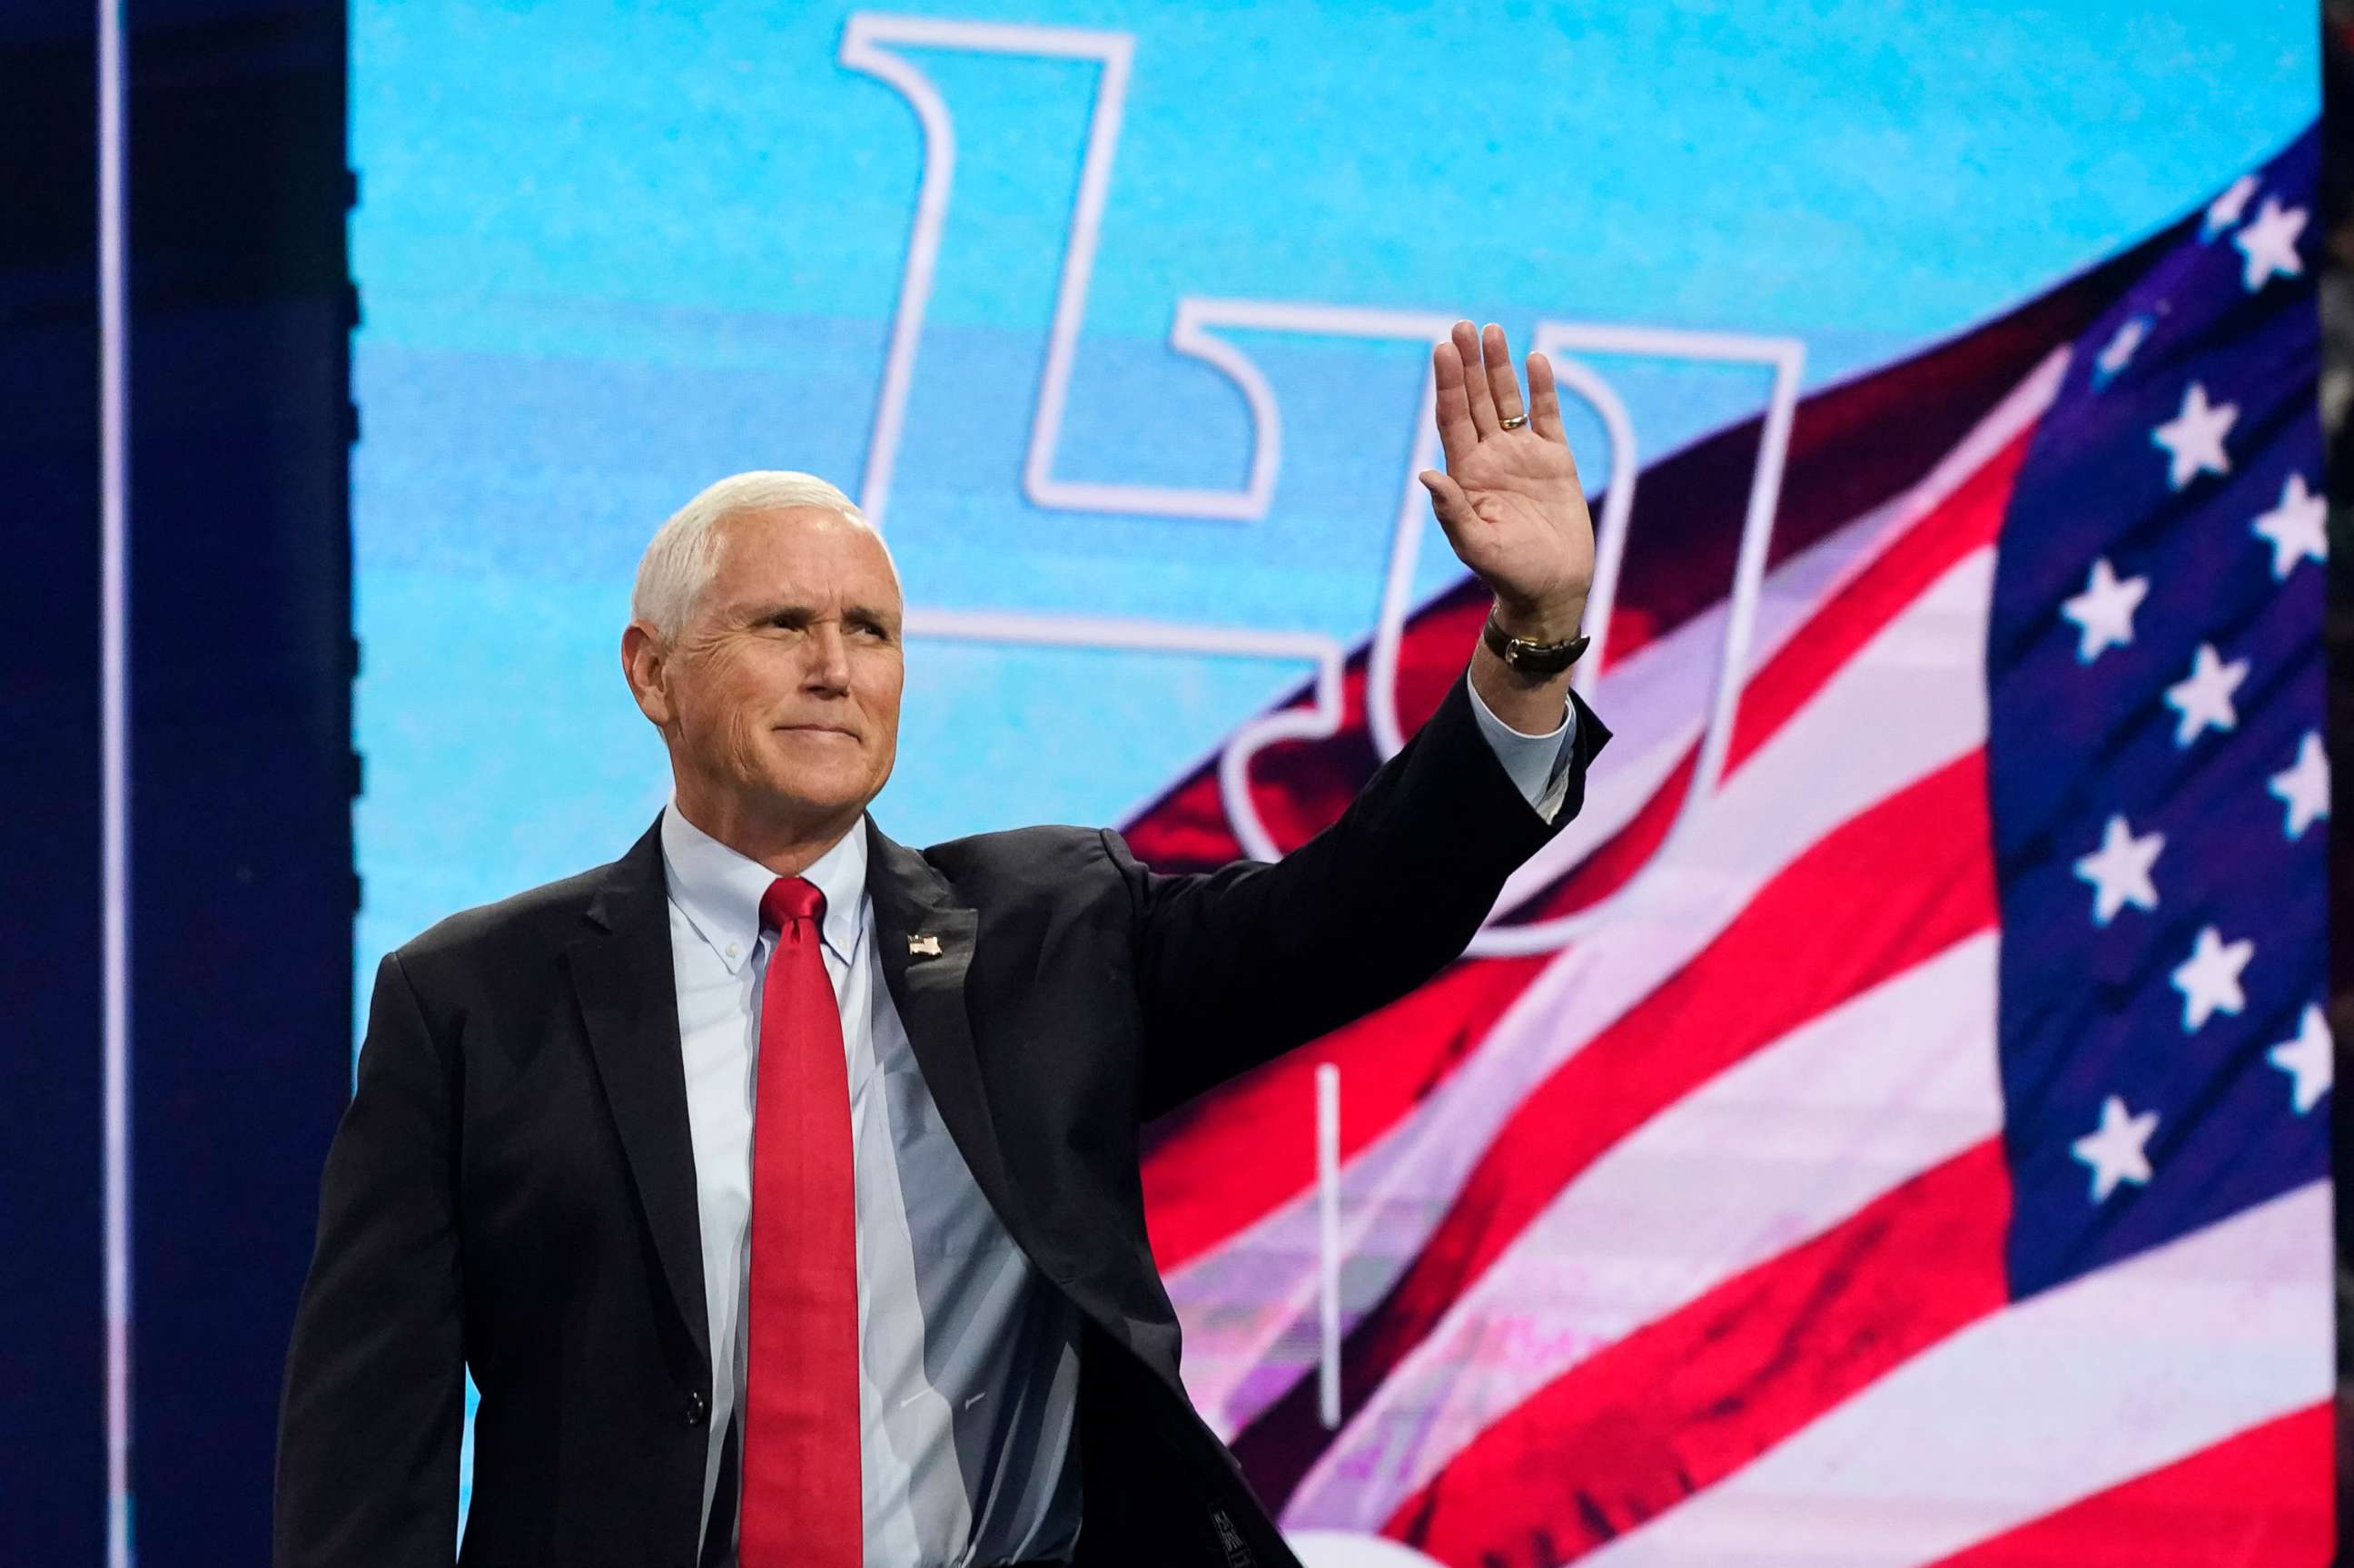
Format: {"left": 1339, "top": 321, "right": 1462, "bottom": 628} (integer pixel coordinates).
{"left": 1498, "top": 413, "right": 1528, "bottom": 430}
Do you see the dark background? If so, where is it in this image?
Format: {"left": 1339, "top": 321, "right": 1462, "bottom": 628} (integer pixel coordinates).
{"left": 2, "top": 3, "right": 353, "bottom": 1562}
{"left": 2320, "top": 0, "right": 2353, "bottom": 1539}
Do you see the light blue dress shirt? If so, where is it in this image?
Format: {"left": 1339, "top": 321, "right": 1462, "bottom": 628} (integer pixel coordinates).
{"left": 662, "top": 672, "right": 1572, "bottom": 1566}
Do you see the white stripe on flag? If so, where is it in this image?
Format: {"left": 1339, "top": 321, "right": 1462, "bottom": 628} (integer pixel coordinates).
{"left": 1574, "top": 1181, "right": 2332, "bottom": 1568}
{"left": 1281, "top": 934, "right": 2004, "bottom": 1530}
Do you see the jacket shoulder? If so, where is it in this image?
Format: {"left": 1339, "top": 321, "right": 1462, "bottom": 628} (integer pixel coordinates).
{"left": 918, "top": 823, "right": 1119, "bottom": 902}
{"left": 391, "top": 860, "right": 608, "bottom": 980}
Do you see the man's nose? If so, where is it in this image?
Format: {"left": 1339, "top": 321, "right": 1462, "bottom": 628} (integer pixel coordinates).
{"left": 803, "top": 623, "right": 853, "bottom": 690}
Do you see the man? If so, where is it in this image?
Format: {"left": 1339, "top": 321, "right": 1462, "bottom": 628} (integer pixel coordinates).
{"left": 273, "top": 321, "right": 1612, "bottom": 1568}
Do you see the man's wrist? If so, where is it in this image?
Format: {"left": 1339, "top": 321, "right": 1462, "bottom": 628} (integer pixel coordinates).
{"left": 1490, "top": 592, "right": 1587, "bottom": 646}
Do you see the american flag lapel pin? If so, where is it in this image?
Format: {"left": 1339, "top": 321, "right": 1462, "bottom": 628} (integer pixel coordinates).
{"left": 907, "top": 933, "right": 943, "bottom": 957}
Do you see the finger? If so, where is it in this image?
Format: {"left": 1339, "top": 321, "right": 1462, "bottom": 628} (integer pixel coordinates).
{"left": 1452, "top": 319, "right": 1498, "bottom": 436}
{"left": 1482, "top": 323, "right": 1527, "bottom": 429}
{"left": 1430, "top": 341, "right": 1479, "bottom": 468}
{"left": 1527, "top": 350, "right": 1567, "bottom": 442}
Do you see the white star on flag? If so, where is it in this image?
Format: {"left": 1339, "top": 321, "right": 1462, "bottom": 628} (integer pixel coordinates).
{"left": 2268, "top": 1004, "right": 2333, "bottom": 1114}
{"left": 2060, "top": 557, "right": 2149, "bottom": 662}
{"left": 2232, "top": 197, "right": 2308, "bottom": 291}
{"left": 2151, "top": 382, "right": 2238, "bottom": 490}
{"left": 2250, "top": 472, "right": 2326, "bottom": 579}
{"left": 2072, "top": 814, "right": 2162, "bottom": 925}
{"left": 2163, "top": 643, "right": 2249, "bottom": 746}
{"left": 2072, "top": 1095, "right": 2158, "bottom": 1202}
{"left": 2094, "top": 316, "right": 2149, "bottom": 381}
{"left": 2171, "top": 924, "right": 2254, "bottom": 1032}
{"left": 2268, "top": 731, "right": 2329, "bottom": 840}
{"left": 2203, "top": 173, "right": 2260, "bottom": 238}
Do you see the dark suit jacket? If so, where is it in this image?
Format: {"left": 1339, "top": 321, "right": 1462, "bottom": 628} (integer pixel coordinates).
{"left": 273, "top": 666, "right": 1609, "bottom": 1568}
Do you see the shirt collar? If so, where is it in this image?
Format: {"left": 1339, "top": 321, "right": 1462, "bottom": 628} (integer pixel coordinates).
{"left": 658, "top": 794, "right": 866, "bottom": 975}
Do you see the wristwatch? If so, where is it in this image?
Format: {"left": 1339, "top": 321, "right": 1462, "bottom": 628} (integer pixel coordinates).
{"left": 1480, "top": 601, "right": 1590, "bottom": 676}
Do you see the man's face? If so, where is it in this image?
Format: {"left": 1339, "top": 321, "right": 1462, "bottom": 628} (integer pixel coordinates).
{"left": 639, "top": 506, "right": 905, "bottom": 832}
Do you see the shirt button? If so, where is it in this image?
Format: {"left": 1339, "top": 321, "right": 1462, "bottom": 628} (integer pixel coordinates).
{"left": 725, "top": 942, "right": 740, "bottom": 960}
{"left": 683, "top": 1389, "right": 709, "bottom": 1427}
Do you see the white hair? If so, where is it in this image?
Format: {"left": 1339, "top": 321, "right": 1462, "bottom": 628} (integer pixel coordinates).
{"left": 630, "top": 469, "right": 900, "bottom": 639}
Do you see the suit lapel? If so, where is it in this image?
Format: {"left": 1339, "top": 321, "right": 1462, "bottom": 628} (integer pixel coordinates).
{"left": 565, "top": 813, "right": 712, "bottom": 1375}
{"left": 558, "top": 809, "right": 1069, "bottom": 1385}
{"left": 863, "top": 816, "right": 1066, "bottom": 1282}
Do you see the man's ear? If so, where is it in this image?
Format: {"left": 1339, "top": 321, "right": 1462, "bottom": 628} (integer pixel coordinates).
{"left": 621, "top": 622, "right": 675, "bottom": 727}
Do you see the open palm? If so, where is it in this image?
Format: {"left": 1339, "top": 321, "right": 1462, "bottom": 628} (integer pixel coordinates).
{"left": 1419, "top": 320, "right": 1597, "bottom": 626}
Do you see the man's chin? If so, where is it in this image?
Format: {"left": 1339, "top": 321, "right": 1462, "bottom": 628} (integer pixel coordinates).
{"left": 747, "top": 770, "right": 875, "bottom": 823}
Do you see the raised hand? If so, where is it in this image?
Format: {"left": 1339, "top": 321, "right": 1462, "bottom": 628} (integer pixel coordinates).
{"left": 1419, "top": 320, "right": 1596, "bottom": 640}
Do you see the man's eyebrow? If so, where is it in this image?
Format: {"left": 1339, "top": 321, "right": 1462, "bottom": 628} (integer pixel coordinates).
{"left": 740, "top": 599, "right": 899, "bottom": 627}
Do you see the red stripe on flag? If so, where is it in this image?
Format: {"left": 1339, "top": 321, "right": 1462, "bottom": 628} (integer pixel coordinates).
{"left": 1231, "top": 750, "right": 2000, "bottom": 1501}
{"left": 1142, "top": 429, "right": 2030, "bottom": 1277}
{"left": 1920, "top": 1404, "right": 2333, "bottom": 1568}
{"left": 1143, "top": 948, "right": 1549, "bottom": 1269}
{"left": 1382, "top": 1141, "right": 2013, "bottom": 1567}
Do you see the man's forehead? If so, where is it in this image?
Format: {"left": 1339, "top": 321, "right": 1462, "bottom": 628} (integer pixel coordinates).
{"left": 707, "top": 509, "right": 900, "bottom": 615}
{"left": 716, "top": 509, "right": 895, "bottom": 575}
{"left": 716, "top": 503, "right": 871, "bottom": 552}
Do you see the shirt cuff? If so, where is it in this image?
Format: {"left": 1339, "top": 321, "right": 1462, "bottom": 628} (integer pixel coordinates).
{"left": 1464, "top": 667, "right": 1578, "bottom": 823}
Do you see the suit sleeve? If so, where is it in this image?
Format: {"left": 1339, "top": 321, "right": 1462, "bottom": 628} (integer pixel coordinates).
{"left": 273, "top": 950, "right": 465, "bottom": 1568}
{"left": 1104, "top": 659, "right": 1612, "bottom": 1122}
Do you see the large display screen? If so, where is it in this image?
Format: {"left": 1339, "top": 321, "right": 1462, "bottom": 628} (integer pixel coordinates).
{"left": 352, "top": 4, "right": 2329, "bottom": 1559}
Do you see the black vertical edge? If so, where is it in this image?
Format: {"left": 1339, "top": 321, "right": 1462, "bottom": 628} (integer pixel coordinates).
{"left": 120, "top": 2, "right": 353, "bottom": 1563}
{"left": 0, "top": 5, "right": 106, "bottom": 1563}
{"left": 2318, "top": 0, "right": 2354, "bottom": 1532}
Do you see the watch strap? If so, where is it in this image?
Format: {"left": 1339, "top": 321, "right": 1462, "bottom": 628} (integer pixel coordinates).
{"left": 1480, "top": 603, "right": 1589, "bottom": 676}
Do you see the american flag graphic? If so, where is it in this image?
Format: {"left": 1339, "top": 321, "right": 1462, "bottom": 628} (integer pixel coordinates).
{"left": 1121, "top": 127, "right": 2332, "bottom": 1565}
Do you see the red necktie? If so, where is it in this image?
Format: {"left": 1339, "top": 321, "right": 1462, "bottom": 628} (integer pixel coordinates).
{"left": 738, "top": 875, "right": 862, "bottom": 1566}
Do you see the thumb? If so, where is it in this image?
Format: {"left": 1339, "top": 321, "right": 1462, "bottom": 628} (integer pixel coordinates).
{"left": 1418, "top": 468, "right": 1473, "bottom": 536}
